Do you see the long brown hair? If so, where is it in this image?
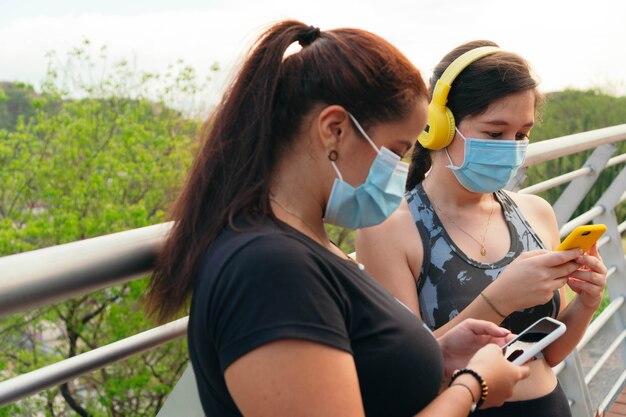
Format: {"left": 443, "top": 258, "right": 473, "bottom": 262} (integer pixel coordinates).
{"left": 406, "top": 40, "right": 542, "bottom": 191}
{"left": 145, "top": 20, "right": 427, "bottom": 323}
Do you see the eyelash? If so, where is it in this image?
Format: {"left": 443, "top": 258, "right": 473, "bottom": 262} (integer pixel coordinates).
{"left": 487, "top": 132, "right": 530, "bottom": 140}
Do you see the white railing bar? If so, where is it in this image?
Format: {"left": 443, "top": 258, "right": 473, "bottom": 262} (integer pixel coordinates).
{"left": 578, "top": 296, "right": 624, "bottom": 349}
{"left": 597, "top": 234, "right": 610, "bottom": 248}
{"left": 560, "top": 206, "right": 606, "bottom": 237}
{"left": 524, "top": 124, "right": 626, "bottom": 166}
{"left": 0, "top": 222, "right": 172, "bottom": 318}
{"left": 598, "top": 368, "right": 626, "bottom": 414}
{"left": 519, "top": 152, "right": 626, "bottom": 195}
{"left": 0, "top": 317, "right": 188, "bottom": 406}
{"left": 606, "top": 153, "right": 626, "bottom": 168}
{"left": 519, "top": 166, "right": 592, "bottom": 195}
{"left": 584, "top": 329, "right": 626, "bottom": 384}
{"left": 606, "top": 265, "right": 617, "bottom": 280}
{"left": 619, "top": 220, "right": 626, "bottom": 234}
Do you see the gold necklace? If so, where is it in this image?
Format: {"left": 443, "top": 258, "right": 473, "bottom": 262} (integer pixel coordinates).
{"left": 270, "top": 198, "right": 328, "bottom": 246}
{"left": 270, "top": 197, "right": 362, "bottom": 268}
{"left": 431, "top": 195, "right": 496, "bottom": 257}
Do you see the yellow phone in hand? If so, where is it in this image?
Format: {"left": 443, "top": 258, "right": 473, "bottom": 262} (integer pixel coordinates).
{"left": 556, "top": 224, "right": 607, "bottom": 254}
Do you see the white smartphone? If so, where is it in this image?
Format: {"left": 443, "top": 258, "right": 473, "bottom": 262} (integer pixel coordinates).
{"left": 501, "top": 317, "right": 566, "bottom": 365}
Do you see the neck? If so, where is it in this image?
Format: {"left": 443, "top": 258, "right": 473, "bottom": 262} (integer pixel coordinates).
{"left": 269, "top": 143, "right": 332, "bottom": 246}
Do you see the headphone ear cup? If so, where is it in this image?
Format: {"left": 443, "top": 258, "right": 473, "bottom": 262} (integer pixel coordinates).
{"left": 418, "top": 103, "right": 456, "bottom": 150}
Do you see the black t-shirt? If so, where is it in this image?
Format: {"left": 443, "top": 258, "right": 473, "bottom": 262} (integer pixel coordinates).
{"left": 188, "top": 218, "right": 444, "bottom": 417}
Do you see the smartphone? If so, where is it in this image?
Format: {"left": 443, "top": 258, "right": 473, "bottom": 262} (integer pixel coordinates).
{"left": 556, "top": 224, "right": 606, "bottom": 254}
{"left": 501, "top": 317, "right": 566, "bottom": 365}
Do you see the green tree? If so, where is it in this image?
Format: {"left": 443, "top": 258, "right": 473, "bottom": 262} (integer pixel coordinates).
{"left": 0, "top": 82, "right": 38, "bottom": 131}
{"left": 0, "top": 41, "right": 218, "bottom": 416}
{"left": 526, "top": 89, "right": 626, "bottom": 220}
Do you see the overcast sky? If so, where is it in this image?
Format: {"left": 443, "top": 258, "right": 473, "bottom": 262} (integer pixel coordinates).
{"left": 1, "top": 0, "right": 625, "bottom": 106}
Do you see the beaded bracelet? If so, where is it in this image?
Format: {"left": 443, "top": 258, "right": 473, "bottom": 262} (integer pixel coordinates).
{"left": 449, "top": 368, "right": 488, "bottom": 412}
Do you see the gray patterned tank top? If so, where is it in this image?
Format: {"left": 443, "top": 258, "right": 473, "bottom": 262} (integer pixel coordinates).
{"left": 406, "top": 183, "right": 560, "bottom": 333}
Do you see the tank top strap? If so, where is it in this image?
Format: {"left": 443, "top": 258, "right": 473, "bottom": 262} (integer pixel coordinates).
{"left": 495, "top": 190, "right": 547, "bottom": 250}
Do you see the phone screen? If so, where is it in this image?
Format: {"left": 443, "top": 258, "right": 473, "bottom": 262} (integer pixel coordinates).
{"left": 503, "top": 319, "right": 562, "bottom": 362}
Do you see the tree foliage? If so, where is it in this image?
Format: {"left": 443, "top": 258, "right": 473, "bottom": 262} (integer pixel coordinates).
{"left": 527, "top": 89, "right": 626, "bottom": 221}
{"left": 0, "top": 41, "right": 218, "bottom": 416}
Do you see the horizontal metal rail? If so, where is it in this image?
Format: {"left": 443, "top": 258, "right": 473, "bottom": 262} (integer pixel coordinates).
{"left": 553, "top": 295, "right": 625, "bottom": 380}
{"left": 519, "top": 166, "right": 592, "bottom": 195}
{"left": 0, "top": 317, "right": 188, "bottom": 406}
{"left": 519, "top": 152, "right": 626, "bottom": 195}
{"left": 0, "top": 222, "right": 172, "bottom": 318}
{"left": 606, "top": 265, "right": 617, "bottom": 280}
{"left": 524, "top": 124, "right": 626, "bottom": 166}
{"left": 598, "top": 369, "right": 626, "bottom": 414}
{"left": 606, "top": 153, "right": 626, "bottom": 168}
{"left": 578, "top": 296, "right": 624, "bottom": 349}
{"left": 584, "top": 329, "right": 626, "bottom": 384}
{"left": 560, "top": 206, "right": 606, "bottom": 237}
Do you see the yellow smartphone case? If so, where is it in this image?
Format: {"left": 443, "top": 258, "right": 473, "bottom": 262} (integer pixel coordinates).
{"left": 556, "top": 224, "right": 607, "bottom": 253}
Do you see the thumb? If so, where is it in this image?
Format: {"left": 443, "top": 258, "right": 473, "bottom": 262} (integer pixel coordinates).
{"left": 517, "top": 365, "right": 531, "bottom": 380}
{"left": 468, "top": 320, "right": 511, "bottom": 338}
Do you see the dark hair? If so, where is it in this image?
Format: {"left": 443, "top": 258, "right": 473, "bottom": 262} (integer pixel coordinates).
{"left": 145, "top": 20, "right": 428, "bottom": 323}
{"left": 406, "top": 40, "right": 542, "bottom": 191}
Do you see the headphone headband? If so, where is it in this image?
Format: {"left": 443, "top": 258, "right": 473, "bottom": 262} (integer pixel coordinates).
{"left": 418, "top": 46, "right": 503, "bottom": 150}
{"left": 438, "top": 46, "right": 502, "bottom": 90}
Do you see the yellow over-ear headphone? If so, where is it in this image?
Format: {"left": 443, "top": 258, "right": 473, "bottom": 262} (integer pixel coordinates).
{"left": 418, "top": 46, "right": 502, "bottom": 150}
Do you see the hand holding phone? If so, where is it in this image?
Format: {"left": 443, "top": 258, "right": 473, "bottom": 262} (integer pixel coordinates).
{"left": 502, "top": 317, "right": 566, "bottom": 365}
{"left": 556, "top": 224, "right": 606, "bottom": 254}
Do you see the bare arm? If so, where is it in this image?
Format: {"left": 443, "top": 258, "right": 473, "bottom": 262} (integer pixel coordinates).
{"left": 507, "top": 192, "right": 607, "bottom": 366}
{"left": 225, "top": 338, "right": 528, "bottom": 417}
{"left": 356, "top": 200, "right": 422, "bottom": 315}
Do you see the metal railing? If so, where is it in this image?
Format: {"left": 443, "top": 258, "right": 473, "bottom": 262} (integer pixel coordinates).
{"left": 1, "top": 124, "right": 625, "bottom": 416}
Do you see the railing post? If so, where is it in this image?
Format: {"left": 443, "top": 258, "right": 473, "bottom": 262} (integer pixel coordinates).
{"left": 156, "top": 364, "right": 204, "bottom": 417}
{"left": 558, "top": 351, "right": 595, "bottom": 417}
{"left": 552, "top": 143, "right": 616, "bottom": 227}
{"left": 594, "top": 165, "right": 626, "bottom": 318}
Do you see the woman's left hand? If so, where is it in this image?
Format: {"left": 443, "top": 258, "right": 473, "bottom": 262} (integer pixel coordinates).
{"left": 567, "top": 243, "right": 607, "bottom": 310}
{"left": 437, "top": 318, "right": 515, "bottom": 378}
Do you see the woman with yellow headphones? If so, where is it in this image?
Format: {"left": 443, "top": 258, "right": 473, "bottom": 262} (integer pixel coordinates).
{"left": 357, "top": 40, "right": 607, "bottom": 416}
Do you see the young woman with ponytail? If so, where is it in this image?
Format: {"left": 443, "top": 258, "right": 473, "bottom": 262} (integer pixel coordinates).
{"left": 357, "top": 40, "right": 607, "bottom": 416}
{"left": 146, "top": 23, "right": 530, "bottom": 417}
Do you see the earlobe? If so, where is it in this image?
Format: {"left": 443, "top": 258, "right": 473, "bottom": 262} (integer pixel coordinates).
{"left": 317, "top": 104, "right": 350, "bottom": 154}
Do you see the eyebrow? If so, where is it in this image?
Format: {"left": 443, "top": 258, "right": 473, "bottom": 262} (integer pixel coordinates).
{"left": 482, "top": 120, "right": 535, "bottom": 128}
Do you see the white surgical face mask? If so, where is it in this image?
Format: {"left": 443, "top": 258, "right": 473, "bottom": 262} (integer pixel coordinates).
{"left": 445, "top": 128, "right": 528, "bottom": 193}
{"left": 324, "top": 114, "right": 409, "bottom": 229}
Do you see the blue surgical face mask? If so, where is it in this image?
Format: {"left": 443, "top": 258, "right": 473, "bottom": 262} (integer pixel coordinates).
{"left": 324, "top": 114, "right": 409, "bottom": 229}
{"left": 445, "top": 128, "right": 528, "bottom": 193}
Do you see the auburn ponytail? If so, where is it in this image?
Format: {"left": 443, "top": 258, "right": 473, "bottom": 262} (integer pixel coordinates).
{"left": 146, "top": 20, "right": 427, "bottom": 323}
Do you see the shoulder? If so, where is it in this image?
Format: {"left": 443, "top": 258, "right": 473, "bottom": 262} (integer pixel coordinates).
{"left": 218, "top": 230, "right": 320, "bottom": 276}
{"left": 502, "top": 190, "right": 560, "bottom": 248}
{"left": 197, "top": 228, "right": 347, "bottom": 313}
{"left": 504, "top": 190, "right": 554, "bottom": 218}
{"left": 502, "top": 190, "right": 553, "bottom": 212}
{"left": 356, "top": 198, "right": 423, "bottom": 272}
{"left": 357, "top": 198, "right": 418, "bottom": 252}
